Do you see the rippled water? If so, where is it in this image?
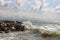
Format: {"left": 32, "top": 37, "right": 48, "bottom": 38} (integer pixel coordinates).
{"left": 0, "top": 31, "right": 60, "bottom": 40}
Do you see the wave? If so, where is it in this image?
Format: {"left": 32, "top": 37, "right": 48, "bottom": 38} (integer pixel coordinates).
{"left": 22, "top": 21, "right": 60, "bottom": 36}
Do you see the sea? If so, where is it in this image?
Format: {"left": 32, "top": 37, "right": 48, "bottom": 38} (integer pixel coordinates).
{"left": 0, "top": 21, "right": 60, "bottom": 40}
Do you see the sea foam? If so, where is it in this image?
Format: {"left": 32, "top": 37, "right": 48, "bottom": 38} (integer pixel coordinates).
{"left": 23, "top": 21, "right": 60, "bottom": 36}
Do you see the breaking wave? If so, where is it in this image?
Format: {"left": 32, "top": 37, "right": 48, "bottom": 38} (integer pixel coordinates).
{"left": 0, "top": 21, "right": 60, "bottom": 40}
{"left": 23, "top": 21, "right": 60, "bottom": 34}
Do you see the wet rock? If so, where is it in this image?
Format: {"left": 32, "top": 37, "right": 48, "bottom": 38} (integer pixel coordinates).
{"left": 4, "top": 30, "right": 9, "bottom": 33}
{"left": 0, "top": 20, "right": 26, "bottom": 33}
{"left": 0, "top": 31, "right": 3, "bottom": 33}
{"left": 20, "top": 26, "right": 25, "bottom": 31}
{"left": 10, "top": 26, "right": 16, "bottom": 31}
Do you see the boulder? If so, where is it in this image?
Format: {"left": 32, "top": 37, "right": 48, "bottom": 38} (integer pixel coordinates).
{"left": 0, "top": 20, "right": 25, "bottom": 33}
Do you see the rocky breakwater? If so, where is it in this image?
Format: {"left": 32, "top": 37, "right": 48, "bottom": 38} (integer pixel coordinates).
{"left": 0, "top": 20, "right": 25, "bottom": 33}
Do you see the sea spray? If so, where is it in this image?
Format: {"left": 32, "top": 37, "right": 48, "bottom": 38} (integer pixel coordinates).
{"left": 23, "top": 21, "right": 60, "bottom": 37}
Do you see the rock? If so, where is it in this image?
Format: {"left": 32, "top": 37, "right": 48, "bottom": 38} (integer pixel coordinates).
{"left": 11, "top": 26, "right": 16, "bottom": 31}
{"left": 4, "top": 30, "right": 9, "bottom": 33}
{"left": 0, "top": 31, "right": 3, "bottom": 33}
{"left": 14, "top": 22, "right": 25, "bottom": 31}
{"left": 20, "top": 26, "right": 25, "bottom": 31}
{"left": 0, "top": 20, "right": 26, "bottom": 33}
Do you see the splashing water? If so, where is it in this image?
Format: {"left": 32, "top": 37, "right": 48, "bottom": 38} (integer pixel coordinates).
{"left": 23, "top": 21, "right": 60, "bottom": 34}
{"left": 0, "top": 21, "right": 60, "bottom": 40}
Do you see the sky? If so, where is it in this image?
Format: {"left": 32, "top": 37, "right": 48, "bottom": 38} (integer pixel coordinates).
{"left": 0, "top": 0, "right": 60, "bottom": 23}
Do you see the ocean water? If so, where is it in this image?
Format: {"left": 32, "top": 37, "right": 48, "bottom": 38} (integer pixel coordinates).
{"left": 0, "top": 31, "right": 60, "bottom": 40}
{"left": 0, "top": 21, "right": 60, "bottom": 40}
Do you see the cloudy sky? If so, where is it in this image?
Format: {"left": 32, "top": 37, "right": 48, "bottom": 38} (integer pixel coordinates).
{"left": 0, "top": 0, "right": 60, "bottom": 23}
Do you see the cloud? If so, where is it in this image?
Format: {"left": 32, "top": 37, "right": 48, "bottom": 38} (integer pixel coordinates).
{"left": 0, "top": 0, "right": 17, "bottom": 9}
{"left": 0, "top": 0, "right": 43, "bottom": 20}
{"left": 41, "top": 5, "right": 60, "bottom": 22}
{"left": 0, "top": 0, "right": 60, "bottom": 23}
{"left": 41, "top": 0, "right": 49, "bottom": 11}
{"left": 0, "top": 0, "right": 5, "bottom": 6}
{"left": 0, "top": 0, "right": 43, "bottom": 11}
{"left": 0, "top": 10, "right": 42, "bottom": 20}
{"left": 31, "top": 0, "right": 43, "bottom": 10}
{"left": 54, "top": 4, "right": 60, "bottom": 10}
{"left": 0, "top": 9, "right": 59, "bottom": 23}
{"left": 0, "top": 0, "right": 12, "bottom": 7}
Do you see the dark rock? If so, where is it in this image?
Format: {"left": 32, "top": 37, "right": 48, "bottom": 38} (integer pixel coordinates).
{"left": 0, "top": 20, "right": 25, "bottom": 33}
{"left": 20, "top": 26, "right": 25, "bottom": 31}
{"left": 0, "top": 31, "right": 3, "bottom": 33}
{"left": 4, "top": 30, "right": 9, "bottom": 33}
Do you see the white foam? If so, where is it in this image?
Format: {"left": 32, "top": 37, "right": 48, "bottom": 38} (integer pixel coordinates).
{"left": 23, "top": 21, "right": 60, "bottom": 34}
